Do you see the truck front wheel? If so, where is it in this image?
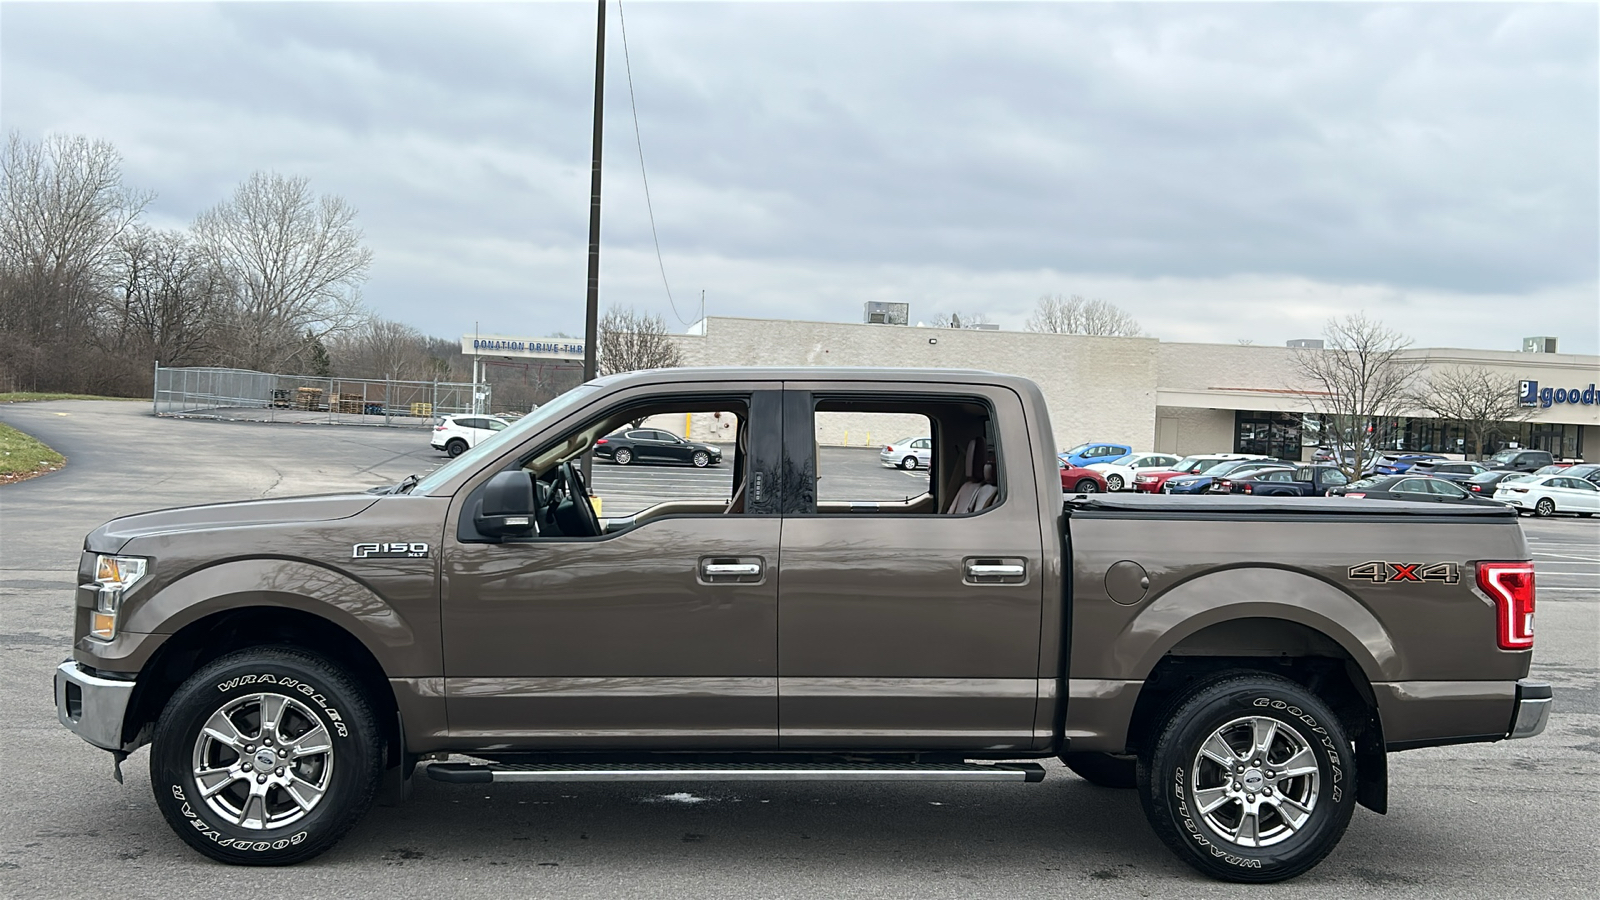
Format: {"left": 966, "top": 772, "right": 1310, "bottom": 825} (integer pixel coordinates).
{"left": 1137, "top": 673, "right": 1356, "bottom": 883}
{"left": 150, "top": 648, "right": 384, "bottom": 865}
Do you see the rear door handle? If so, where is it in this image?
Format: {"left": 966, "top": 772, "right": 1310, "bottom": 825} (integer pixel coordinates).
{"left": 967, "top": 564, "right": 1024, "bottom": 577}
{"left": 703, "top": 563, "right": 761, "bottom": 576}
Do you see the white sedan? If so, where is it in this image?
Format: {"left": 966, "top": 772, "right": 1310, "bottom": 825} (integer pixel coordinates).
{"left": 1494, "top": 474, "right": 1600, "bottom": 518}
{"left": 1088, "top": 452, "right": 1182, "bottom": 491}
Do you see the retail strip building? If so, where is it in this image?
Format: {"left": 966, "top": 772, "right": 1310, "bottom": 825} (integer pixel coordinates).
{"left": 668, "top": 316, "right": 1600, "bottom": 460}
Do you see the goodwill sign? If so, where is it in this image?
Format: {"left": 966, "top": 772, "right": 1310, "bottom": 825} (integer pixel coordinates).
{"left": 1519, "top": 380, "right": 1598, "bottom": 408}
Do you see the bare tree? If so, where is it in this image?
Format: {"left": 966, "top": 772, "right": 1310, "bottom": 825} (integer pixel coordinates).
{"left": 195, "top": 171, "right": 371, "bottom": 372}
{"left": 1024, "top": 294, "right": 1142, "bottom": 336}
{"left": 598, "top": 306, "right": 683, "bottom": 376}
{"left": 1291, "top": 314, "right": 1422, "bottom": 477}
{"left": 1409, "top": 366, "right": 1536, "bottom": 460}
{"left": 0, "top": 132, "right": 151, "bottom": 390}
{"left": 99, "top": 226, "right": 227, "bottom": 369}
{"left": 598, "top": 307, "right": 683, "bottom": 426}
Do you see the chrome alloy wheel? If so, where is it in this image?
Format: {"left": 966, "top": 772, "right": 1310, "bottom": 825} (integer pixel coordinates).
{"left": 1190, "top": 715, "right": 1320, "bottom": 848}
{"left": 190, "top": 693, "right": 335, "bottom": 830}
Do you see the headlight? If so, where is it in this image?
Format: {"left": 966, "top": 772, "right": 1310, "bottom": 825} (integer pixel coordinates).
{"left": 90, "top": 555, "right": 147, "bottom": 641}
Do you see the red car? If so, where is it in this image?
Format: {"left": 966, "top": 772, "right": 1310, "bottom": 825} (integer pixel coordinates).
{"left": 1131, "top": 455, "right": 1247, "bottom": 493}
{"left": 1060, "top": 462, "right": 1108, "bottom": 493}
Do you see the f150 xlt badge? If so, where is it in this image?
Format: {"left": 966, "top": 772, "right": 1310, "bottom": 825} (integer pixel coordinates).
{"left": 352, "top": 542, "right": 430, "bottom": 560}
{"left": 1347, "top": 561, "right": 1459, "bottom": 584}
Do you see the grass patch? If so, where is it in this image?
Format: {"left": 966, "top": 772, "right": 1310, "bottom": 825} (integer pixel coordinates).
{"left": 0, "top": 392, "right": 142, "bottom": 403}
{"left": 0, "top": 422, "right": 65, "bottom": 482}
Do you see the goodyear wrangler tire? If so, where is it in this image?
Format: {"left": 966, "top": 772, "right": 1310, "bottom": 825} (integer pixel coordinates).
{"left": 150, "top": 648, "right": 383, "bottom": 865}
{"left": 1137, "top": 674, "right": 1356, "bottom": 883}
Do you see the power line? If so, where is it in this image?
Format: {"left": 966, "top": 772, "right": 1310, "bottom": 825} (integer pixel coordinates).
{"left": 617, "top": 0, "right": 693, "bottom": 327}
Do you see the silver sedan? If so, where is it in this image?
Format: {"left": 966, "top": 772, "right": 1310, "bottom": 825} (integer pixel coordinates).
{"left": 880, "top": 436, "right": 933, "bottom": 469}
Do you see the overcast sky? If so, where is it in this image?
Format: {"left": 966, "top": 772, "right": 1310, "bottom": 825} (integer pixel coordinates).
{"left": 3, "top": 1, "right": 1596, "bottom": 353}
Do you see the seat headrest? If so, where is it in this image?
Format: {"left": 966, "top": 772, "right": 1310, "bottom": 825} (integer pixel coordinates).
{"left": 966, "top": 437, "right": 987, "bottom": 480}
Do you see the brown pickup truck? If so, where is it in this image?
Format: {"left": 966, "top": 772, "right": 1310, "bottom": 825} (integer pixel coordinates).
{"left": 55, "top": 367, "right": 1550, "bottom": 882}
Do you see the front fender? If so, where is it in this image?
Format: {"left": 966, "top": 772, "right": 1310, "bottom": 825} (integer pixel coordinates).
{"left": 116, "top": 558, "right": 419, "bottom": 673}
{"left": 1121, "top": 565, "right": 1396, "bottom": 683}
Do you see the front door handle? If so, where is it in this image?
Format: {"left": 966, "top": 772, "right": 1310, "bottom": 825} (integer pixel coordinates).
{"left": 703, "top": 562, "right": 761, "bottom": 577}
{"left": 967, "top": 563, "right": 1024, "bottom": 578}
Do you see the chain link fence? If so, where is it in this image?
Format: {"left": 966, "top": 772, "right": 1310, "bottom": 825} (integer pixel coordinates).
{"left": 153, "top": 365, "right": 489, "bottom": 428}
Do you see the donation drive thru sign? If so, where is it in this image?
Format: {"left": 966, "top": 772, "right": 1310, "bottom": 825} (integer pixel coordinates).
{"left": 461, "top": 335, "right": 586, "bottom": 360}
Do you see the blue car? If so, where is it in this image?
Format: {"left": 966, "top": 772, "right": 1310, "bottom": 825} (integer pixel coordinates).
{"left": 1059, "top": 441, "right": 1133, "bottom": 468}
{"left": 1161, "top": 458, "right": 1284, "bottom": 494}
{"left": 1365, "top": 453, "right": 1447, "bottom": 476}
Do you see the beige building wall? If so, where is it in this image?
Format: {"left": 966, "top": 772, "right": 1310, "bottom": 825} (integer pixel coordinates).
{"left": 671, "top": 317, "right": 1159, "bottom": 450}
{"left": 1153, "top": 406, "right": 1237, "bottom": 457}
{"left": 653, "top": 317, "right": 1600, "bottom": 458}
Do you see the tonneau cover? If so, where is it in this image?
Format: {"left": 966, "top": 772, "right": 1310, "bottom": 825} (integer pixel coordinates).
{"left": 1065, "top": 492, "right": 1516, "bottom": 517}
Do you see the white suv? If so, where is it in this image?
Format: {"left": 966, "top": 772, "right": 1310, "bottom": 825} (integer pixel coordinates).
{"left": 431, "top": 415, "right": 510, "bottom": 458}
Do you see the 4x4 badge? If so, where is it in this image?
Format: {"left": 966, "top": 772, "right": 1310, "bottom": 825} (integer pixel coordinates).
{"left": 352, "top": 542, "right": 430, "bottom": 560}
{"left": 1347, "top": 561, "right": 1458, "bottom": 584}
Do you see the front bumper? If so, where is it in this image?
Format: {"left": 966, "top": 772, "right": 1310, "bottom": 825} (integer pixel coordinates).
{"left": 55, "top": 659, "right": 135, "bottom": 751}
{"left": 1508, "top": 679, "right": 1552, "bottom": 740}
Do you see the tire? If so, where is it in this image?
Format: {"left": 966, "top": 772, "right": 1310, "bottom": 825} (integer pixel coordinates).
{"left": 1075, "top": 479, "right": 1100, "bottom": 493}
{"left": 692, "top": 451, "right": 711, "bottom": 468}
{"left": 1138, "top": 673, "right": 1357, "bottom": 883}
{"left": 1106, "top": 474, "right": 1124, "bottom": 492}
{"left": 150, "top": 648, "right": 384, "bottom": 866}
{"left": 445, "top": 439, "right": 467, "bottom": 458}
{"left": 1534, "top": 498, "right": 1556, "bottom": 517}
{"left": 613, "top": 448, "right": 633, "bottom": 466}
{"left": 1062, "top": 751, "right": 1136, "bottom": 789}
{"left": 901, "top": 456, "right": 918, "bottom": 470}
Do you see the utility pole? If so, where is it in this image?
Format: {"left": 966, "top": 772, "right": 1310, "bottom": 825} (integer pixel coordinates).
{"left": 582, "top": 0, "right": 606, "bottom": 385}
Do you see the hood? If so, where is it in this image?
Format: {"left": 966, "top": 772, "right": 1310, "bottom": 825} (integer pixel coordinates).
{"left": 86, "top": 493, "right": 380, "bottom": 553}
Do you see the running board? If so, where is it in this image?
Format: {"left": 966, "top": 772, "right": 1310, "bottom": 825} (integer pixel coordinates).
{"left": 425, "top": 760, "right": 1046, "bottom": 784}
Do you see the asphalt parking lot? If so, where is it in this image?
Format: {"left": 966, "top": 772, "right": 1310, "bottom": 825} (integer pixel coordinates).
{"left": 1, "top": 400, "right": 1596, "bottom": 899}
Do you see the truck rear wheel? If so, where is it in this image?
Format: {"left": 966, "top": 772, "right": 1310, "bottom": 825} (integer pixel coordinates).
{"left": 150, "top": 648, "right": 383, "bottom": 865}
{"left": 1137, "top": 673, "right": 1356, "bottom": 883}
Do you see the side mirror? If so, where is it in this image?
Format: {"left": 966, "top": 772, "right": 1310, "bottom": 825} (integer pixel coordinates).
{"left": 474, "top": 470, "right": 537, "bottom": 539}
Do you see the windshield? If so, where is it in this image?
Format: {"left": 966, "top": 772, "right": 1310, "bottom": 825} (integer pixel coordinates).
{"left": 1104, "top": 453, "right": 1135, "bottom": 465}
{"left": 1488, "top": 449, "right": 1520, "bottom": 463}
{"left": 1063, "top": 443, "right": 1091, "bottom": 456}
{"left": 1172, "top": 456, "right": 1207, "bottom": 472}
{"left": 413, "top": 385, "right": 602, "bottom": 495}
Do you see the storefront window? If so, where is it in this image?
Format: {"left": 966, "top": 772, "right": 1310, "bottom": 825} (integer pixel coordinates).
{"left": 1245, "top": 412, "right": 1583, "bottom": 460}
{"left": 1234, "top": 411, "right": 1305, "bottom": 460}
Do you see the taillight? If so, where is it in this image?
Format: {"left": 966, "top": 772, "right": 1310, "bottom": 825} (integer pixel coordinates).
{"left": 1344, "top": 492, "right": 1366, "bottom": 498}
{"left": 885, "top": 445, "right": 895, "bottom": 452}
{"left": 1470, "top": 484, "right": 1481, "bottom": 491}
{"left": 1477, "top": 561, "right": 1535, "bottom": 650}
{"left": 1242, "top": 484, "right": 1253, "bottom": 493}
{"left": 595, "top": 438, "right": 608, "bottom": 445}
{"left": 434, "top": 425, "right": 446, "bottom": 431}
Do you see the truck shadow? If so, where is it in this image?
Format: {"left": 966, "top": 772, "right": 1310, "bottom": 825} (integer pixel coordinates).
{"left": 333, "top": 772, "right": 1178, "bottom": 876}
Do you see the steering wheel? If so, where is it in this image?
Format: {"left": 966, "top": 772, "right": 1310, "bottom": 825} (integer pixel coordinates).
{"left": 559, "top": 460, "right": 603, "bottom": 537}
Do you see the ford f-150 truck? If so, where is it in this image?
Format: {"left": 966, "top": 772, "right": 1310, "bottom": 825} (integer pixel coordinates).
{"left": 55, "top": 368, "right": 1551, "bottom": 882}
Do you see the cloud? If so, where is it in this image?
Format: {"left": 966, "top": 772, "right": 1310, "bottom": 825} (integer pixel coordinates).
{"left": 2, "top": 1, "right": 1595, "bottom": 352}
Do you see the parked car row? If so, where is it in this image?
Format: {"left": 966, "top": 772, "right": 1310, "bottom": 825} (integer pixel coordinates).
{"left": 1056, "top": 442, "right": 1598, "bottom": 517}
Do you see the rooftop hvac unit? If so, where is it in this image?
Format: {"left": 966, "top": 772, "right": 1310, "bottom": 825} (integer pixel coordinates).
{"left": 1521, "top": 336, "right": 1558, "bottom": 353}
{"left": 1286, "top": 339, "right": 1324, "bottom": 349}
{"left": 863, "top": 301, "right": 910, "bottom": 326}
